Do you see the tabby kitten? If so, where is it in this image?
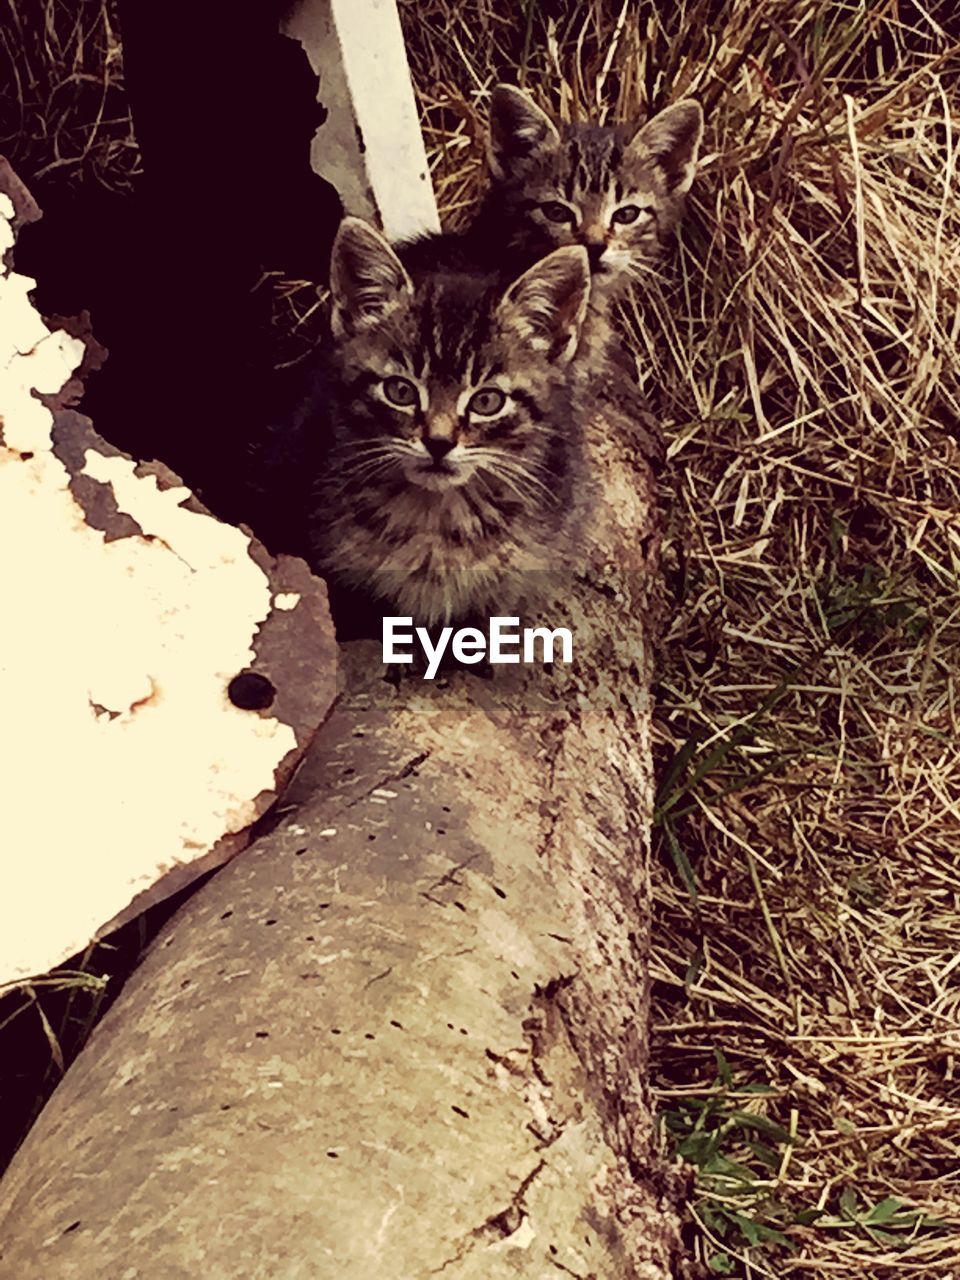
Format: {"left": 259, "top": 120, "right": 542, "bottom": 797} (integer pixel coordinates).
{"left": 398, "top": 86, "right": 702, "bottom": 394}
{"left": 303, "top": 217, "right": 592, "bottom": 628}
{"left": 481, "top": 86, "right": 703, "bottom": 301}
{"left": 401, "top": 87, "right": 703, "bottom": 307}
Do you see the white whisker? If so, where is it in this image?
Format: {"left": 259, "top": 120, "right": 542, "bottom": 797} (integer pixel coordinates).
{"left": 470, "top": 450, "right": 556, "bottom": 507}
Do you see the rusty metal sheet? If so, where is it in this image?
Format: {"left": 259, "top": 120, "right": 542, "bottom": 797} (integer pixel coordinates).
{"left": 0, "top": 161, "right": 337, "bottom": 985}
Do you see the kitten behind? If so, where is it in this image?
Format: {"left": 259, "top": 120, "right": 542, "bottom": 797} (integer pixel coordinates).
{"left": 301, "top": 218, "right": 593, "bottom": 629}
{"left": 483, "top": 86, "right": 703, "bottom": 301}
{"left": 403, "top": 88, "right": 703, "bottom": 307}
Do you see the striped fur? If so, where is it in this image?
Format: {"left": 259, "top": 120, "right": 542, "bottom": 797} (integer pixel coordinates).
{"left": 303, "top": 219, "right": 593, "bottom": 627}
{"left": 482, "top": 87, "right": 704, "bottom": 305}
{"left": 399, "top": 90, "right": 703, "bottom": 374}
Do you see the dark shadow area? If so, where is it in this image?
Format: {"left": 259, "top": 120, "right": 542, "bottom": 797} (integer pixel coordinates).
{"left": 11, "top": 2, "right": 341, "bottom": 540}
{"left": 0, "top": 0, "right": 343, "bottom": 1176}
{"left": 0, "top": 875, "right": 215, "bottom": 1176}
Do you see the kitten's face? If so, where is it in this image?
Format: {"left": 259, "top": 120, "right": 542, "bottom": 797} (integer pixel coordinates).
{"left": 486, "top": 87, "right": 703, "bottom": 297}
{"left": 326, "top": 219, "right": 590, "bottom": 499}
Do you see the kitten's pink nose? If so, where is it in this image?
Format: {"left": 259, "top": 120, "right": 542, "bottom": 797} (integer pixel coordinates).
{"left": 424, "top": 436, "right": 456, "bottom": 462}
{"left": 582, "top": 223, "right": 607, "bottom": 267}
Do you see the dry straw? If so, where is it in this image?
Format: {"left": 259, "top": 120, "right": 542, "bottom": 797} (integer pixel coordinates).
{"left": 401, "top": 0, "right": 960, "bottom": 1274}
{"left": 0, "top": 0, "right": 138, "bottom": 190}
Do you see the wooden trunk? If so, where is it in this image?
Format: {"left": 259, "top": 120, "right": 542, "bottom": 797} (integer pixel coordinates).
{"left": 0, "top": 387, "right": 691, "bottom": 1276}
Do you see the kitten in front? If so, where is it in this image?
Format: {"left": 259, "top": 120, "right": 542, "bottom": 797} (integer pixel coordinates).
{"left": 300, "top": 218, "right": 592, "bottom": 629}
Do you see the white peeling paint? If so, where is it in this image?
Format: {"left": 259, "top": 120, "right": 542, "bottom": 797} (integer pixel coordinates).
{"left": 274, "top": 592, "right": 301, "bottom": 610}
{"left": 0, "top": 196, "right": 300, "bottom": 986}
{"left": 0, "top": 192, "right": 13, "bottom": 243}
{"left": 282, "top": 0, "right": 439, "bottom": 243}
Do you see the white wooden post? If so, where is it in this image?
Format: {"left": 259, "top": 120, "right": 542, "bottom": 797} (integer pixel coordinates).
{"left": 282, "top": 0, "right": 440, "bottom": 244}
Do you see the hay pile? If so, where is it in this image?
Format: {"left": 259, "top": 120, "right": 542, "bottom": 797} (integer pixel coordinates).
{"left": 0, "top": 0, "right": 136, "bottom": 193}
{"left": 401, "top": 1, "right": 960, "bottom": 1275}
{"left": 3, "top": 1, "right": 959, "bottom": 1274}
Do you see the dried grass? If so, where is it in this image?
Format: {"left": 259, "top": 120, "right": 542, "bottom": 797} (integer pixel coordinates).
{"left": 400, "top": 1, "right": 960, "bottom": 1275}
{"left": 5, "top": 0, "right": 960, "bottom": 1274}
{"left": 0, "top": 0, "right": 138, "bottom": 192}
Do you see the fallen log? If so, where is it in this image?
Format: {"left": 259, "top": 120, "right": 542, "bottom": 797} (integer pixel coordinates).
{"left": 0, "top": 95, "right": 694, "bottom": 1272}
{"left": 0, "top": 357, "right": 691, "bottom": 1274}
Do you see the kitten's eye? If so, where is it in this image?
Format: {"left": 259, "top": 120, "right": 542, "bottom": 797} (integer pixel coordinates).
{"left": 541, "top": 201, "right": 575, "bottom": 224}
{"left": 382, "top": 376, "right": 419, "bottom": 407}
{"left": 467, "top": 387, "right": 507, "bottom": 416}
{"left": 611, "top": 204, "right": 650, "bottom": 225}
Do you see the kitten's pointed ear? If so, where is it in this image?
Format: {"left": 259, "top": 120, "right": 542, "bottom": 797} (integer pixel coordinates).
{"left": 329, "top": 216, "right": 413, "bottom": 339}
{"left": 628, "top": 100, "right": 704, "bottom": 194}
{"left": 488, "top": 84, "right": 561, "bottom": 180}
{"left": 498, "top": 246, "right": 591, "bottom": 365}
